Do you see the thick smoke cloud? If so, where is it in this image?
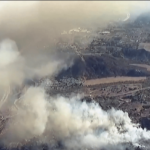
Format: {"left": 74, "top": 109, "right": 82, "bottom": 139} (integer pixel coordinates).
{"left": 0, "top": 39, "right": 73, "bottom": 111}
{"left": 0, "top": 39, "right": 25, "bottom": 88}
{"left": 0, "top": 1, "right": 150, "bottom": 53}
{"left": 0, "top": 2, "right": 149, "bottom": 65}
{"left": 0, "top": 1, "right": 150, "bottom": 149}
{"left": 1, "top": 87, "right": 150, "bottom": 150}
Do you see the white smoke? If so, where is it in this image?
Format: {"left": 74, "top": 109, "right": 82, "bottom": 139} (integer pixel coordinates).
{"left": 4, "top": 87, "right": 49, "bottom": 142}
{"left": 0, "top": 39, "right": 73, "bottom": 85}
{"left": 2, "top": 87, "right": 150, "bottom": 150}
{"left": 0, "top": 38, "right": 74, "bottom": 114}
{"left": 0, "top": 39, "right": 20, "bottom": 67}
{"left": 0, "top": 39, "right": 25, "bottom": 89}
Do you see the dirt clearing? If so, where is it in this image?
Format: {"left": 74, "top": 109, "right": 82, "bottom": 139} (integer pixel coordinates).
{"left": 84, "top": 76, "right": 146, "bottom": 86}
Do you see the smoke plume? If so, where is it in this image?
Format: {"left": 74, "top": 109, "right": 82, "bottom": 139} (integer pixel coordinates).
{"left": 0, "top": 39, "right": 25, "bottom": 88}
{"left": 1, "top": 87, "right": 150, "bottom": 150}
{"left": 0, "top": 1, "right": 150, "bottom": 150}
{"left": 0, "top": 1, "right": 150, "bottom": 52}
